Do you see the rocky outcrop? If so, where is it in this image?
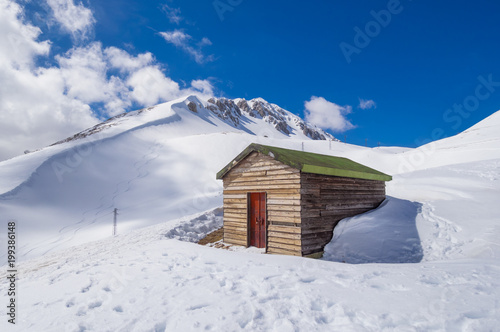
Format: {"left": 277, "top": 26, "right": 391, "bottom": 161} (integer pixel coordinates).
{"left": 207, "top": 97, "right": 335, "bottom": 140}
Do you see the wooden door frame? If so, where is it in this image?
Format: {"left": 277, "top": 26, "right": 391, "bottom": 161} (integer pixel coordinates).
{"left": 247, "top": 192, "right": 267, "bottom": 251}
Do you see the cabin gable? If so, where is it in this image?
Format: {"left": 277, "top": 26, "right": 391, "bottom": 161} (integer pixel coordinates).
{"left": 222, "top": 151, "right": 302, "bottom": 255}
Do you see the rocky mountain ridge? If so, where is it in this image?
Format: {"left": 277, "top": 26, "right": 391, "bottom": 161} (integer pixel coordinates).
{"left": 51, "top": 96, "right": 336, "bottom": 147}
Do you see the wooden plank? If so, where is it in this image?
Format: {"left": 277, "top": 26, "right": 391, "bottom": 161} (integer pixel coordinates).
{"left": 223, "top": 207, "right": 247, "bottom": 213}
{"left": 225, "top": 178, "right": 300, "bottom": 187}
{"left": 300, "top": 188, "right": 320, "bottom": 196}
{"left": 268, "top": 231, "right": 301, "bottom": 240}
{"left": 224, "top": 225, "right": 248, "bottom": 233}
{"left": 267, "top": 247, "right": 301, "bottom": 256}
{"left": 224, "top": 231, "right": 247, "bottom": 240}
{"left": 325, "top": 203, "right": 381, "bottom": 210}
{"left": 267, "top": 241, "right": 301, "bottom": 252}
{"left": 223, "top": 216, "right": 246, "bottom": 223}
{"left": 224, "top": 184, "right": 301, "bottom": 191}
{"left": 300, "top": 209, "right": 321, "bottom": 218}
{"left": 223, "top": 203, "right": 247, "bottom": 209}
{"left": 224, "top": 212, "right": 247, "bottom": 219}
{"left": 228, "top": 164, "right": 293, "bottom": 174}
{"left": 268, "top": 210, "right": 301, "bottom": 218}
{"left": 320, "top": 208, "right": 376, "bottom": 217}
{"left": 270, "top": 221, "right": 301, "bottom": 227}
{"left": 226, "top": 174, "right": 300, "bottom": 184}
{"left": 302, "top": 175, "right": 384, "bottom": 182}
{"left": 266, "top": 168, "right": 300, "bottom": 175}
{"left": 268, "top": 215, "right": 301, "bottom": 224}
{"left": 268, "top": 236, "right": 301, "bottom": 246}
{"left": 224, "top": 220, "right": 246, "bottom": 228}
{"left": 301, "top": 233, "right": 333, "bottom": 244}
{"left": 301, "top": 243, "right": 327, "bottom": 253}
{"left": 267, "top": 205, "right": 301, "bottom": 212}
{"left": 267, "top": 199, "right": 301, "bottom": 206}
{"left": 224, "top": 189, "right": 301, "bottom": 195}
{"left": 223, "top": 194, "right": 247, "bottom": 199}
{"left": 223, "top": 197, "right": 247, "bottom": 202}
{"left": 319, "top": 187, "right": 386, "bottom": 193}
{"left": 224, "top": 237, "right": 247, "bottom": 246}
{"left": 268, "top": 225, "right": 301, "bottom": 234}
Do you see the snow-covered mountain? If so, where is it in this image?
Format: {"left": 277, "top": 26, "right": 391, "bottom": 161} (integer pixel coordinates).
{"left": 48, "top": 96, "right": 335, "bottom": 148}
{"left": 0, "top": 95, "right": 335, "bottom": 262}
{"left": 0, "top": 96, "right": 499, "bottom": 330}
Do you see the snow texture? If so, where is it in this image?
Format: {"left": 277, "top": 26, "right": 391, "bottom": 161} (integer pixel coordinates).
{"left": 0, "top": 95, "right": 499, "bottom": 331}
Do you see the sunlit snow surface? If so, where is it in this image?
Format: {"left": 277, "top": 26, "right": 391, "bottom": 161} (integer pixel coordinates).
{"left": 1, "top": 96, "right": 499, "bottom": 331}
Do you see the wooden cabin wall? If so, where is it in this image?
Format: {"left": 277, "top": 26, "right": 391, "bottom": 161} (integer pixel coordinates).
{"left": 222, "top": 151, "right": 302, "bottom": 255}
{"left": 300, "top": 173, "right": 386, "bottom": 256}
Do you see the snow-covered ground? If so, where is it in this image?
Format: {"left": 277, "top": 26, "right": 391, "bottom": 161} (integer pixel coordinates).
{"left": 1, "top": 96, "right": 499, "bottom": 331}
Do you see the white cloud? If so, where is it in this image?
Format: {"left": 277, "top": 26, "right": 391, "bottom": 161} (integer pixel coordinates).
{"left": 0, "top": 0, "right": 97, "bottom": 160}
{"left": 105, "top": 47, "right": 154, "bottom": 73}
{"left": 159, "top": 30, "right": 214, "bottom": 64}
{"left": 46, "top": 0, "right": 95, "bottom": 40}
{"left": 0, "top": 0, "right": 215, "bottom": 161}
{"left": 0, "top": 0, "right": 50, "bottom": 68}
{"left": 190, "top": 79, "right": 214, "bottom": 96}
{"left": 127, "top": 66, "right": 181, "bottom": 106}
{"left": 358, "top": 98, "right": 376, "bottom": 110}
{"left": 304, "top": 96, "right": 355, "bottom": 132}
{"left": 160, "top": 30, "right": 190, "bottom": 47}
{"left": 198, "top": 37, "right": 212, "bottom": 47}
{"left": 160, "top": 4, "right": 183, "bottom": 24}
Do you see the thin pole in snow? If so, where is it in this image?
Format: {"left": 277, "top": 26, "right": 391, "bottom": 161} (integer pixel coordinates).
{"left": 113, "top": 208, "right": 118, "bottom": 236}
{"left": 329, "top": 140, "right": 331, "bottom": 150}
{"left": 301, "top": 142, "right": 304, "bottom": 151}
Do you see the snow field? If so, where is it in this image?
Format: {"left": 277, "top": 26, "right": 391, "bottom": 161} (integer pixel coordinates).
{"left": 0, "top": 96, "right": 499, "bottom": 331}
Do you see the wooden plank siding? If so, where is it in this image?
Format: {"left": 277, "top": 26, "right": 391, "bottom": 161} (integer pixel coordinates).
{"left": 222, "top": 151, "right": 387, "bottom": 257}
{"left": 222, "top": 151, "right": 302, "bottom": 255}
{"left": 299, "top": 173, "right": 386, "bottom": 256}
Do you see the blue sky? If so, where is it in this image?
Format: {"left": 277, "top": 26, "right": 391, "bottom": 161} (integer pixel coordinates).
{"left": 1, "top": 0, "right": 500, "bottom": 160}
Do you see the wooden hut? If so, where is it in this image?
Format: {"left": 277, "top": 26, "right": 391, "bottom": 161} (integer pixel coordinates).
{"left": 216, "top": 144, "right": 392, "bottom": 257}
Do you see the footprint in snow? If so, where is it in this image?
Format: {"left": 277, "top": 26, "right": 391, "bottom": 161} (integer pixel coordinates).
{"left": 88, "top": 301, "right": 102, "bottom": 309}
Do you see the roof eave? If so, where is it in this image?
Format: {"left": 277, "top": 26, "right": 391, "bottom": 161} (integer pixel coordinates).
{"left": 301, "top": 164, "right": 392, "bottom": 182}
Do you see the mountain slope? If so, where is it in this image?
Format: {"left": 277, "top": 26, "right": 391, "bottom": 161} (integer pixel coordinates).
{"left": 0, "top": 95, "right": 335, "bottom": 263}
{"left": 0, "top": 109, "right": 499, "bottom": 331}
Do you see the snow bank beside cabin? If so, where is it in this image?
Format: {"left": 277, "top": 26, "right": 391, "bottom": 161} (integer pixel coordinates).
{"left": 165, "top": 207, "right": 223, "bottom": 243}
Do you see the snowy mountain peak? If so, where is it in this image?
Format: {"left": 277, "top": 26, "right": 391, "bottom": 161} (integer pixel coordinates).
{"left": 49, "top": 95, "right": 336, "bottom": 148}
{"left": 206, "top": 96, "right": 336, "bottom": 140}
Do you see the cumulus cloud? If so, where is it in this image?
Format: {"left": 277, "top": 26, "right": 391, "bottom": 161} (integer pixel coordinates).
{"left": 105, "top": 47, "right": 154, "bottom": 73}
{"left": 358, "top": 98, "right": 376, "bottom": 110}
{"left": 304, "top": 96, "right": 355, "bottom": 132}
{"left": 46, "top": 0, "right": 95, "bottom": 40}
{"left": 159, "top": 30, "right": 214, "bottom": 64}
{"left": 127, "top": 66, "right": 181, "bottom": 106}
{"left": 0, "top": 0, "right": 215, "bottom": 161}
{"left": 0, "top": 0, "right": 97, "bottom": 160}
{"left": 0, "top": 0, "right": 51, "bottom": 68}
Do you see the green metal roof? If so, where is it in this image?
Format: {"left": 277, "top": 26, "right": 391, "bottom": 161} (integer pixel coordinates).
{"left": 216, "top": 143, "right": 392, "bottom": 181}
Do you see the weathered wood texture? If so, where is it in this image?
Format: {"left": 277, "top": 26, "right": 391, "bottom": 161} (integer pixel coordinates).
{"left": 300, "top": 173, "right": 386, "bottom": 256}
{"left": 222, "top": 151, "right": 386, "bottom": 257}
{"left": 222, "top": 152, "right": 302, "bottom": 255}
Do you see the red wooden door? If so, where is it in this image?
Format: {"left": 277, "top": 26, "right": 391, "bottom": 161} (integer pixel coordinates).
{"left": 249, "top": 192, "right": 266, "bottom": 248}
